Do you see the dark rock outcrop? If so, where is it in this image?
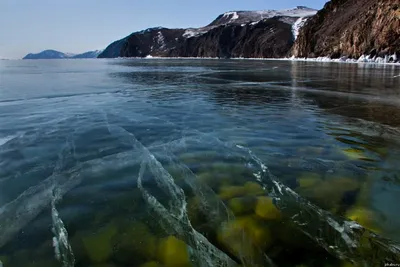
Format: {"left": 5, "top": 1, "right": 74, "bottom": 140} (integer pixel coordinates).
{"left": 292, "top": 0, "right": 400, "bottom": 59}
{"left": 98, "top": 7, "right": 317, "bottom": 59}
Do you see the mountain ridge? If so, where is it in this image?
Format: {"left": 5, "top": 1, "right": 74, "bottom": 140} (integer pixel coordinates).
{"left": 23, "top": 49, "right": 103, "bottom": 60}
{"left": 98, "top": 6, "right": 317, "bottom": 59}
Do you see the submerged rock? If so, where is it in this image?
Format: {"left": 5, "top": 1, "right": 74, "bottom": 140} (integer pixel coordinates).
{"left": 341, "top": 148, "right": 370, "bottom": 161}
{"left": 219, "top": 182, "right": 264, "bottom": 200}
{"left": 255, "top": 196, "right": 282, "bottom": 221}
{"left": 114, "top": 221, "right": 158, "bottom": 264}
{"left": 140, "top": 261, "right": 162, "bottom": 267}
{"left": 157, "top": 236, "right": 191, "bottom": 267}
{"left": 296, "top": 175, "right": 360, "bottom": 212}
{"left": 228, "top": 196, "right": 257, "bottom": 215}
{"left": 297, "top": 172, "right": 322, "bottom": 188}
{"left": 345, "top": 207, "right": 380, "bottom": 233}
{"left": 82, "top": 224, "right": 118, "bottom": 263}
{"left": 217, "top": 216, "right": 273, "bottom": 265}
{"left": 89, "top": 264, "right": 117, "bottom": 267}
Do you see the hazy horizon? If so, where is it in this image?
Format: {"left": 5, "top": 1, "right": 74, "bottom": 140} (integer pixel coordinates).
{"left": 0, "top": 0, "right": 328, "bottom": 59}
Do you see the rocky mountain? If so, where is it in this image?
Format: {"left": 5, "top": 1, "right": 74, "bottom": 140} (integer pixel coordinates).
{"left": 98, "top": 6, "right": 317, "bottom": 59}
{"left": 23, "top": 49, "right": 103, "bottom": 59}
{"left": 71, "top": 50, "right": 103, "bottom": 59}
{"left": 292, "top": 0, "right": 400, "bottom": 60}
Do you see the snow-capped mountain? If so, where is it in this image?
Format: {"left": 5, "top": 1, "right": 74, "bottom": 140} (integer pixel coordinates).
{"left": 99, "top": 6, "right": 317, "bottom": 59}
{"left": 23, "top": 49, "right": 103, "bottom": 59}
{"left": 208, "top": 6, "right": 317, "bottom": 27}
{"left": 182, "top": 6, "right": 316, "bottom": 39}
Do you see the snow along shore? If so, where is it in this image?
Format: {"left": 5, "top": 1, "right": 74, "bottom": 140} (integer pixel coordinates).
{"left": 112, "top": 54, "right": 400, "bottom": 65}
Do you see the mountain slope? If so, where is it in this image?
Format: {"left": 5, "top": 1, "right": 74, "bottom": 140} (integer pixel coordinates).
{"left": 23, "top": 50, "right": 69, "bottom": 59}
{"left": 98, "top": 7, "right": 317, "bottom": 59}
{"left": 71, "top": 50, "right": 103, "bottom": 59}
{"left": 23, "top": 50, "right": 102, "bottom": 59}
{"left": 292, "top": 0, "right": 400, "bottom": 60}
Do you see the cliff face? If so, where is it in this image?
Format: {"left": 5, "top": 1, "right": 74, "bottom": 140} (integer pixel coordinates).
{"left": 98, "top": 7, "right": 317, "bottom": 59}
{"left": 169, "top": 19, "right": 294, "bottom": 58}
{"left": 292, "top": 0, "right": 400, "bottom": 59}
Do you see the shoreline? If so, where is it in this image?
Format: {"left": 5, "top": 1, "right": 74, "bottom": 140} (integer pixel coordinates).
{"left": 14, "top": 56, "right": 400, "bottom": 66}
{"left": 117, "top": 55, "right": 400, "bottom": 65}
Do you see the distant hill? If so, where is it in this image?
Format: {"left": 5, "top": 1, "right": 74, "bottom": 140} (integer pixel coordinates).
{"left": 23, "top": 49, "right": 103, "bottom": 59}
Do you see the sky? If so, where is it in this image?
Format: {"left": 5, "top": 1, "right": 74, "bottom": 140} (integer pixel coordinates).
{"left": 0, "top": 0, "right": 328, "bottom": 59}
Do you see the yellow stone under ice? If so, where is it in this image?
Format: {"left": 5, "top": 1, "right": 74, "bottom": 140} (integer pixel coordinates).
{"left": 217, "top": 216, "right": 273, "bottom": 259}
{"left": 228, "top": 197, "right": 256, "bottom": 215}
{"left": 345, "top": 207, "right": 380, "bottom": 233}
{"left": 219, "top": 181, "right": 264, "bottom": 200}
{"left": 82, "top": 224, "right": 117, "bottom": 263}
{"left": 158, "top": 236, "right": 191, "bottom": 267}
{"left": 255, "top": 196, "right": 281, "bottom": 220}
{"left": 342, "top": 148, "right": 367, "bottom": 160}
{"left": 297, "top": 173, "right": 322, "bottom": 188}
{"left": 140, "top": 261, "right": 162, "bottom": 267}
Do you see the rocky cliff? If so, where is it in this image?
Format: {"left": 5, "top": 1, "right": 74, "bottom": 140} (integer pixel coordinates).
{"left": 98, "top": 7, "right": 317, "bottom": 59}
{"left": 292, "top": 0, "right": 400, "bottom": 60}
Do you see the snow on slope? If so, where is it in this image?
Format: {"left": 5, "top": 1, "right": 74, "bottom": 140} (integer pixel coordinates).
{"left": 223, "top": 11, "right": 239, "bottom": 22}
{"left": 183, "top": 28, "right": 209, "bottom": 38}
{"left": 292, "top": 17, "right": 309, "bottom": 40}
{"left": 155, "top": 31, "right": 166, "bottom": 50}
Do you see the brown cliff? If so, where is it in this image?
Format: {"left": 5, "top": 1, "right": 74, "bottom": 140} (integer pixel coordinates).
{"left": 292, "top": 0, "right": 400, "bottom": 59}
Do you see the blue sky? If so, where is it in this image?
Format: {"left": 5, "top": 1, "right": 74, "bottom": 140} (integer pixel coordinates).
{"left": 0, "top": 0, "right": 328, "bottom": 59}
